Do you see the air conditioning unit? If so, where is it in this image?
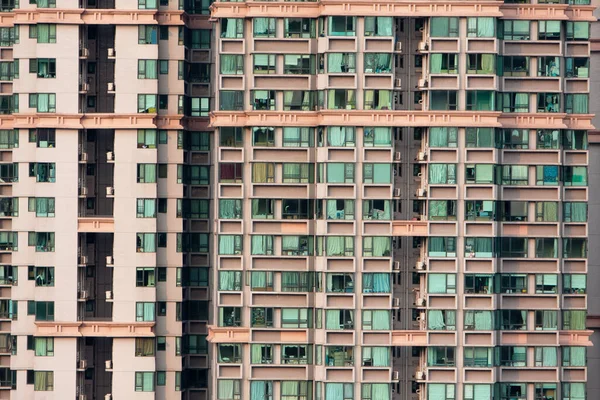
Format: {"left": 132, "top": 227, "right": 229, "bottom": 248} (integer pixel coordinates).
{"left": 417, "top": 151, "right": 426, "bottom": 161}
{"left": 395, "top": 41, "right": 402, "bottom": 52}
{"left": 107, "top": 82, "right": 115, "bottom": 92}
{"left": 393, "top": 298, "right": 401, "bottom": 307}
{"left": 78, "top": 360, "right": 87, "bottom": 369}
{"left": 79, "top": 395, "right": 88, "bottom": 400}
{"left": 418, "top": 41, "right": 428, "bottom": 52}
{"left": 416, "top": 188, "right": 426, "bottom": 197}
{"left": 394, "top": 151, "right": 402, "bottom": 161}
{"left": 80, "top": 152, "right": 88, "bottom": 162}
{"left": 79, "top": 187, "right": 88, "bottom": 196}
{"left": 393, "top": 261, "right": 401, "bottom": 270}
{"left": 416, "top": 261, "right": 426, "bottom": 270}
{"left": 105, "top": 394, "right": 112, "bottom": 400}
{"left": 80, "top": 255, "right": 88, "bottom": 265}
{"left": 106, "top": 256, "right": 114, "bottom": 266}
{"left": 81, "top": 48, "right": 89, "bottom": 58}
{"left": 81, "top": 83, "right": 89, "bottom": 92}
{"left": 107, "top": 48, "right": 115, "bottom": 57}
{"left": 105, "top": 290, "right": 113, "bottom": 300}
{"left": 105, "top": 360, "right": 113, "bottom": 370}
{"left": 393, "top": 370, "right": 400, "bottom": 380}
{"left": 394, "top": 78, "right": 402, "bottom": 87}
{"left": 418, "top": 78, "right": 428, "bottom": 88}
{"left": 416, "top": 297, "right": 426, "bottom": 306}
{"left": 393, "top": 188, "right": 401, "bottom": 197}
{"left": 79, "top": 290, "right": 88, "bottom": 300}
{"left": 419, "top": 214, "right": 427, "bottom": 221}
{"left": 106, "top": 151, "right": 114, "bottom": 161}
{"left": 106, "top": 186, "right": 114, "bottom": 196}
{"left": 416, "top": 371, "right": 426, "bottom": 380}
{"left": 418, "top": 98, "right": 424, "bottom": 105}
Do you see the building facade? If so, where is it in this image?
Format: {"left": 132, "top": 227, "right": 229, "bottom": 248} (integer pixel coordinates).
{"left": 207, "top": 3, "right": 594, "bottom": 400}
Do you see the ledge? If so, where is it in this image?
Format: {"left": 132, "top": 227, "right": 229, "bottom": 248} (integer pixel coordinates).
{"left": 391, "top": 330, "right": 427, "bottom": 346}
{"left": 207, "top": 326, "right": 250, "bottom": 343}
{"left": 78, "top": 217, "right": 114, "bottom": 233}
{"left": 1, "top": 9, "right": 184, "bottom": 26}
{"left": 0, "top": 113, "right": 182, "bottom": 130}
{"left": 392, "top": 221, "right": 428, "bottom": 236}
{"left": 35, "top": 321, "right": 155, "bottom": 337}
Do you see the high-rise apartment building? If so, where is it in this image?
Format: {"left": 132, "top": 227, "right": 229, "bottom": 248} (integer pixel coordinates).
{"left": 207, "top": 3, "right": 594, "bottom": 400}
{"left": 0, "top": 0, "right": 592, "bottom": 398}
{"left": 0, "top": 0, "right": 214, "bottom": 398}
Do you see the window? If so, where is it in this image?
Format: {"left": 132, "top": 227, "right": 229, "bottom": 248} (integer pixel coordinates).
{"left": 428, "top": 164, "right": 456, "bottom": 184}
{"left": 281, "top": 308, "right": 312, "bottom": 328}
{"left": 566, "top": 21, "right": 589, "bottom": 40}
{"left": 281, "top": 381, "right": 312, "bottom": 400}
{"left": 28, "top": 93, "right": 56, "bottom": 113}
{"left": 135, "top": 338, "right": 155, "bottom": 356}
{"left": 220, "top": 127, "right": 243, "bottom": 147}
{"left": 563, "top": 274, "right": 586, "bottom": 294}
{"left": 467, "top": 17, "right": 495, "bottom": 37}
{"left": 500, "top": 384, "right": 527, "bottom": 400}
{"left": 464, "top": 310, "right": 494, "bottom": 330}
{"left": 135, "top": 372, "right": 154, "bottom": 392}
{"left": 562, "top": 383, "right": 585, "bottom": 400}
{"left": 252, "top": 199, "right": 275, "bottom": 219}
{"left": 0, "top": 129, "right": 17, "bottom": 149}
{"left": 534, "top": 348, "right": 557, "bottom": 367}
{"left": 326, "top": 127, "right": 355, "bottom": 147}
{"left": 221, "top": 18, "right": 243, "bottom": 38}
{"left": 467, "top": 91, "right": 495, "bottom": 111}
{"left": 30, "top": 24, "right": 56, "bottom": 43}
{"left": 218, "top": 235, "right": 242, "bottom": 255}
{"left": 250, "top": 271, "right": 274, "bottom": 291}
{"left": 218, "top": 199, "right": 241, "bottom": 219}
{"left": 426, "top": 384, "right": 454, "bottom": 400}
{"left": 563, "top": 164, "right": 587, "bottom": 185}
{"left": 427, "top": 347, "right": 455, "bottom": 367}
{"left": 535, "top": 238, "right": 558, "bottom": 258}
{"left": 326, "top": 273, "right": 354, "bottom": 293}
{"left": 364, "top": 16, "right": 392, "bottom": 36}
{"left": 220, "top": 55, "right": 243, "bottom": 75}
{"left": 187, "top": 131, "right": 210, "bottom": 151}
{"left": 323, "top": 236, "right": 354, "bottom": 256}
{"left": 327, "top": 89, "right": 356, "bottom": 110}
{"left": 328, "top": 16, "right": 355, "bottom": 36}
{"left": 138, "top": 25, "right": 158, "bottom": 44}
{"left": 283, "top": 127, "right": 314, "bottom": 147}
{"left": 430, "top": 90, "right": 457, "bottom": 110}
{"left": 465, "top": 128, "right": 494, "bottom": 148}
{"left": 35, "top": 301, "right": 54, "bottom": 321}
{"left": 284, "top": 18, "right": 315, "bottom": 38}
{"left": 364, "top": 90, "right": 392, "bottom": 110}
{"left": 190, "top": 97, "right": 210, "bottom": 116}
{"left": 326, "top": 383, "right": 354, "bottom": 400}
{"left": 29, "top": 266, "right": 53, "bottom": 286}
{"left": 284, "top": 55, "right": 315, "bottom": 75}
{"left": 430, "top": 17, "right": 458, "bottom": 37}
{"left": 362, "top": 347, "right": 390, "bottom": 367}
{"left": 137, "top": 164, "right": 157, "bottom": 183}
{"left": 34, "top": 338, "right": 53, "bottom": 356}
{"left": 563, "top": 238, "right": 587, "bottom": 258}
{"left": 252, "top": 90, "right": 275, "bottom": 110}
{"left": 362, "top": 310, "right": 390, "bottom": 330}
{"left": 500, "top": 274, "right": 527, "bottom": 293}
{"left": 253, "top": 54, "right": 275, "bottom": 74}
{"left": 363, "top": 163, "right": 391, "bottom": 184}
{"left": 364, "top": 53, "right": 392, "bottom": 73}
{"left": 501, "top": 165, "right": 528, "bottom": 185}
{"left": 252, "top": 127, "right": 274, "bottom": 146}
{"left": 499, "top": 347, "right": 526, "bottom": 367}
{"left": 363, "top": 127, "right": 391, "bottom": 147}
{"left": 29, "top": 58, "right": 56, "bottom": 78}
{"left": 538, "top": 56, "right": 560, "bottom": 77}
{"left": 429, "top": 53, "right": 457, "bottom": 74}
{"left": 325, "top": 199, "right": 354, "bottom": 220}
{"left": 252, "top": 163, "right": 274, "bottom": 183}
{"left": 137, "top": 94, "right": 157, "bottom": 113}
{"left": 218, "top": 344, "right": 242, "bottom": 363}
{"left": 538, "top": 21, "right": 561, "bottom": 40}
{"left": 282, "top": 199, "right": 314, "bottom": 219}
{"left": 283, "top": 91, "right": 316, "bottom": 111}
{"left": 428, "top": 274, "right": 456, "bottom": 294}
{"left": 536, "top": 129, "right": 559, "bottom": 149}
{"left": 30, "top": 0, "right": 55, "bottom": 7}
{"left": 566, "top": 57, "right": 589, "bottom": 78}
{"left": 28, "top": 197, "right": 54, "bottom": 217}
{"left": 428, "top": 237, "right": 456, "bottom": 257}
{"left": 535, "top": 201, "right": 558, "bottom": 222}
{"left": 565, "top": 94, "right": 589, "bottom": 114}
{"left": 501, "top": 56, "right": 529, "bottom": 77}
{"left": 465, "top": 164, "right": 495, "bottom": 184}
{"left": 464, "top": 200, "right": 494, "bottom": 221}
{"left": 29, "top": 232, "right": 54, "bottom": 252}
{"left": 250, "top": 344, "right": 273, "bottom": 363}
{"left": 137, "top": 59, "right": 157, "bottom": 79}
{"left": 500, "top": 237, "right": 528, "bottom": 257}
{"left": 563, "top": 347, "right": 586, "bottom": 367}
{"left": 463, "top": 347, "right": 493, "bottom": 367}
{"left": 136, "top": 302, "right": 155, "bottom": 321}
{"left": 136, "top": 268, "right": 155, "bottom": 287}
{"left": 535, "top": 310, "right": 558, "bottom": 330}
{"left": 327, "top": 53, "right": 355, "bottom": 73}
{"left": 499, "top": 310, "right": 527, "bottom": 330}
{"left": 253, "top": 17, "right": 275, "bottom": 37}
{"left": 136, "top": 199, "right": 156, "bottom": 218}
{"left": 502, "top": 20, "right": 530, "bottom": 40}
{"left": 218, "top": 271, "right": 242, "bottom": 291}
{"left": 363, "top": 237, "right": 391, "bottom": 257}
{"left": 34, "top": 371, "right": 53, "bottom": 391}
{"left": 327, "top": 163, "right": 354, "bottom": 183}
{"left": 251, "top": 307, "right": 273, "bottom": 328}
{"left": 137, "top": 129, "right": 157, "bottom": 148}
{"left": 363, "top": 200, "right": 391, "bottom": 220}
{"left": 536, "top": 165, "right": 559, "bottom": 186}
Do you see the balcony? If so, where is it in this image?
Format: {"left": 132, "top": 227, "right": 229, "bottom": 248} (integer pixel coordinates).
{"left": 77, "top": 217, "right": 114, "bottom": 233}
{"left": 392, "top": 221, "right": 428, "bottom": 236}
{"left": 35, "top": 321, "right": 154, "bottom": 337}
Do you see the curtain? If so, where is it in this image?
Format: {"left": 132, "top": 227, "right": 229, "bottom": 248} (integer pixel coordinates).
{"left": 252, "top": 235, "right": 270, "bottom": 255}
{"left": 428, "top": 274, "right": 448, "bottom": 294}
{"left": 218, "top": 380, "right": 234, "bottom": 399}
{"left": 328, "top": 53, "right": 344, "bottom": 73}
{"left": 376, "top": 17, "right": 393, "bottom": 36}
{"left": 372, "top": 127, "right": 391, "bottom": 146}
{"left": 474, "top": 311, "right": 492, "bottom": 330}
{"left": 569, "top": 383, "right": 585, "bottom": 400}
{"left": 252, "top": 272, "right": 267, "bottom": 289}
{"left": 254, "top": 18, "right": 271, "bottom": 36}
{"left": 326, "top": 383, "right": 343, "bottom": 400}
{"left": 430, "top": 54, "right": 443, "bottom": 74}
{"left": 515, "top": 93, "right": 529, "bottom": 112}
{"left": 282, "top": 236, "right": 299, "bottom": 251}
{"left": 34, "top": 372, "right": 48, "bottom": 391}
{"left": 220, "top": 200, "right": 237, "bottom": 219}
{"left": 372, "top": 237, "right": 390, "bottom": 256}
{"left": 372, "top": 347, "right": 390, "bottom": 366}
{"left": 372, "top": 384, "right": 390, "bottom": 400}
{"left": 326, "top": 310, "right": 340, "bottom": 330}
{"left": 144, "top": 303, "right": 154, "bottom": 321}
{"left": 221, "top": 55, "right": 240, "bottom": 74}
{"left": 219, "top": 235, "right": 235, "bottom": 254}
{"left": 481, "top": 54, "right": 494, "bottom": 74}
{"left": 38, "top": 25, "right": 50, "bottom": 42}
{"left": 543, "top": 311, "right": 557, "bottom": 330}
{"left": 327, "top": 237, "right": 344, "bottom": 256}
{"left": 143, "top": 234, "right": 155, "bottom": 252}
{"left": 429, "top": 164, "right": 448, "bottom": 184}
{"left": 429, "top": 127, "right": 447, "bottom": 147}
{"left": 477, "top": 18, "right": 495, "bottom": 37}
{"left": 372, "top": 310, "right": 390, "bottom": 330}
{"left": 219, "top": 271, "right": 234, "bottom": 290}
{"left": 35, "top": 338, "right": 47, "bottom": 356}
{"left": 570, "top": 347, "right": 586, "bottom": 366}
{"left": 428, "top": 384, "right": 445, "bottom": 399}
{"left": 474, "top": 385, "right": 491, "bottom": 400}
{"left": 573, "top": 94, "right": 589, "bottom": 114}
{"left": 281, "top": 272, "right": 299, "bottom": 291}
{"left": 571, "top": 203, "right": 587, "bottom": 221}
{"left": 328, "top": 127, "right": 346, "bottom": 146}
{"left": 251, "top": 381, "right": 271, "bottom": 400}
{"left": 224, "top": 19, "right": 238, "bottom": 38}
{"left": 281, "top": 382, "right": 298, "bottom": 397}
{"left": 372, "top": 273, "right": 390, "bottom": 293}
{"left": 327, "top": 200, "right": 339, "bottom": 219}
{"left": 251, "top": 345, "right": 263, "bottom": 364}
{"left": 428, "top": 310, "right": 445, "bottom": 330}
